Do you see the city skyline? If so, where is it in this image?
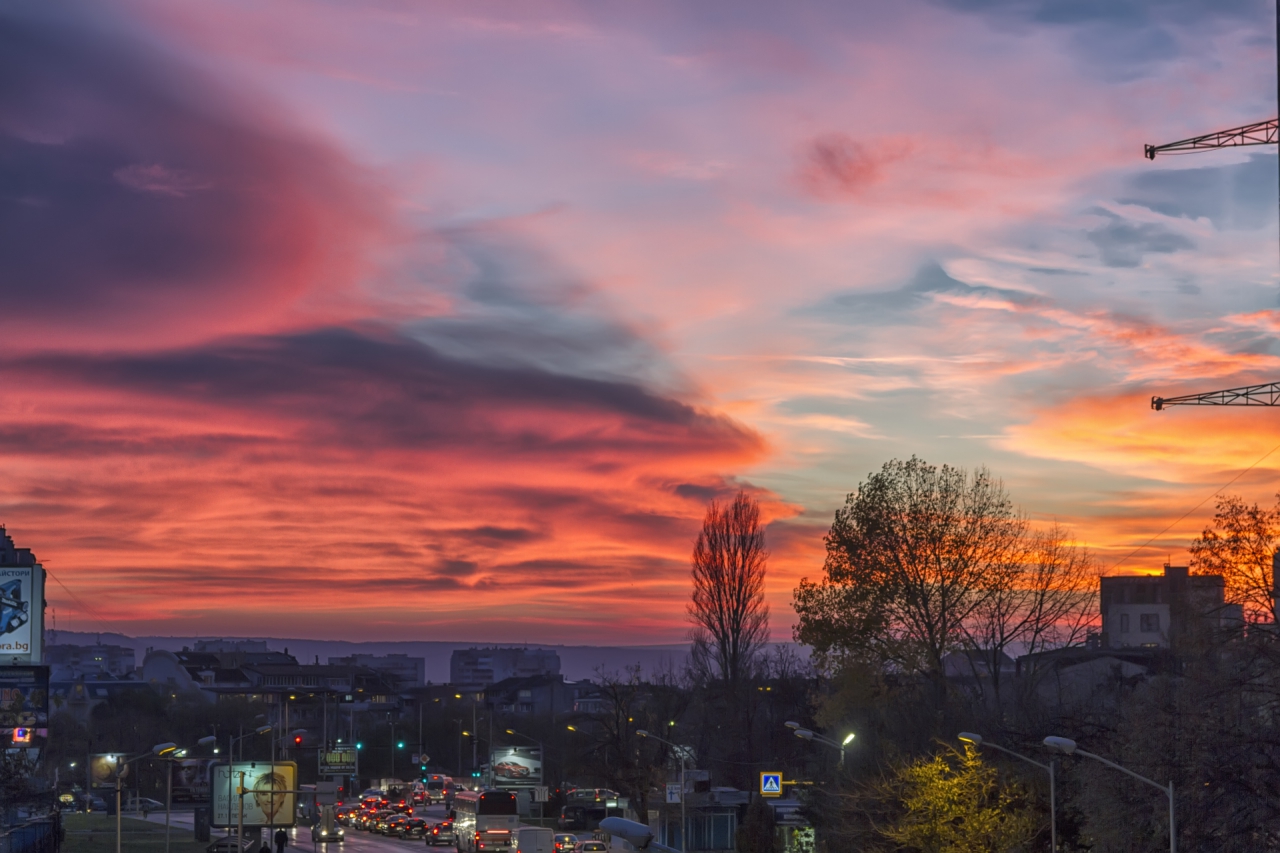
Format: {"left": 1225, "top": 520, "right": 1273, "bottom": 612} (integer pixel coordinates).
{"left": 3, "top": 1, "right": 1279, "bottom": 642}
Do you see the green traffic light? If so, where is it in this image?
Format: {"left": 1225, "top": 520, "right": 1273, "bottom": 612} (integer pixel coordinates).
{"left": 397, "top": 741, "right": 405, "bottom": 748}
{"left": 355, "top": 742, "right": 363, "bottom": 750}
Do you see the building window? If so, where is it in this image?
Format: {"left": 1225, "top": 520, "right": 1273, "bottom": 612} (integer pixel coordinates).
{"left": 1120, "top": 613, "right": 1130, "bottom": 633}
{"left": 1140, "top": 613, "right": 1160, "bottom": 633}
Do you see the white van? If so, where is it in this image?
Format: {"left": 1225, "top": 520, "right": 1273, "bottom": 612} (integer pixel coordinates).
{"left": 515, "top": 827, "right": 555, "bottom": 853}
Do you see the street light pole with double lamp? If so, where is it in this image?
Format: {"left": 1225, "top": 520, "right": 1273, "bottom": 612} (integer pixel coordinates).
{"left": 784, "top": 721, "right": 854, "bottom": 768}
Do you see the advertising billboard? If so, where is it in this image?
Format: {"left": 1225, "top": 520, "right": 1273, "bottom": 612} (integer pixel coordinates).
{"left": 490, "top": 746, "right": 541, "bottom": 788}
{"left": 0, "top": 567, "right": 41, "bottom": 663}
{"left": 318, "top": 746, "right": 357, "bottom": 775}
{"left": 0, "top": 665, "right": 48, "bottom": 735}
{"left": 211, "top": 762, "right": 297, "bottom": 827}
{"left": 173, "top": 759, "right": 215, "bottom": 802}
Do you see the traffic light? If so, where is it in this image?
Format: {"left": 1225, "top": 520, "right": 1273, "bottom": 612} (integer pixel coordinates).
{"left": 397, "top": 741, "right": 405, "bottom": 749}
{"left": 294, "top": 735, "right": 303, "bottom": 746}
{"left": 355, "top": 742, "right": 363, "bottom": 750}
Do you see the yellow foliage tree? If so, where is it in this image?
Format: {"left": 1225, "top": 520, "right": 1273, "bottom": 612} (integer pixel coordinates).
{"left": 880, "top": 744, "right": 1038, "bottom": 853}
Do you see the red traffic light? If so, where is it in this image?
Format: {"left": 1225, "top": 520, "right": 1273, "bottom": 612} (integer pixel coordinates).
{"left": 293, "top": 735, "right": 303, "bottom": 746}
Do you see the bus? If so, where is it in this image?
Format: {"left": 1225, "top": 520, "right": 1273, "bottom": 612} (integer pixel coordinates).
{"left": 453, "top": 790, "right": 519, "bottom": 853}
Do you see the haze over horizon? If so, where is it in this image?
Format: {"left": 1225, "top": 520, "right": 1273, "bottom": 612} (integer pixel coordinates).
{"left": 4, "top": 0, "right": 1280, "bottom": 644}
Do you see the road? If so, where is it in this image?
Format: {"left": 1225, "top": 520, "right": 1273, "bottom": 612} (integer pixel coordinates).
{"left": 147, "top": 803, "right": 452, "bottom": 852}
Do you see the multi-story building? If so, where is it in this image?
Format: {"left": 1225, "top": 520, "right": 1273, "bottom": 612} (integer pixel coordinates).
{"left": 46, "top": 643, "right": 136, "bottom": 680}
{"left": 450, "top": 647, "right": 560, "bottom": 688}
{"left": 327, "top": 653, "right": 425, "bottom": 690}
{"left": 1099, "top": 564, "right": 1242, "bottom": 650}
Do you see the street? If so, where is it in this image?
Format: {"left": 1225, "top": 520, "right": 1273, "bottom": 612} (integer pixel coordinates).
{"left": 147, "top": 803, "right": 452, "bottom": 852}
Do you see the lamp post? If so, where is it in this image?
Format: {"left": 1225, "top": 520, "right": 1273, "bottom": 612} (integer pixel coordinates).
{"left": 505, "top": 728, "right": 546, "bottom": 824}
{"left": 784, "top": 721, "right": 854, "bottom": 768}
{"left": 224, "top": 726, "right": 271, "bottom": 852}
{"left": 112, "top": 743, "right": 177, "bottom": 853}
{"left": 959, "top": 733, "right": 1056, "bottom": 852}
{"left": 1044, "top": 736, "right": 1175, "bottom": 853}
{"left": 637, "top": 730, "right": 685, "bottom": 853}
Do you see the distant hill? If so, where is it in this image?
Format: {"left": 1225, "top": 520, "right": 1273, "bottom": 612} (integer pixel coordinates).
{"left": 49, "top": 631, "right": 697, "bottom": 682}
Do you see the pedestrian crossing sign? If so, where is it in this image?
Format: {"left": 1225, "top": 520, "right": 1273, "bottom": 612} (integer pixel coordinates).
{"left": 760, "top": 772, "right": 782, "bottom": 797}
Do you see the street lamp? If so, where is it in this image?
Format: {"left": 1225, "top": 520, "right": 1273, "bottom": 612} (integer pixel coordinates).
{"left": 112, "top": 743, "right": 177, "bottom": 853}
{"left": 786, "top": 723, "right": 854, "bottom": 768}
{"left": 223, "top": 726, "right": 271, "bottom": 853}
{"left": 1044, "top": 736, "right": 1176, "bottom": 853}
{"left": 637, "top": 730, "right": 686, "bottom": 853}
{"left": 959, "top": 733, "right": 1056, "bottom": 852}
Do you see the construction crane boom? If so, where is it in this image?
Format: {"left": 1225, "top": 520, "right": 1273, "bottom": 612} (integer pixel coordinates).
{"left": 1151, "top": 382, "right": 1280, "bottom": 410}
{"left": 1144, "top": 118, "right": 1279, "bottom": 159}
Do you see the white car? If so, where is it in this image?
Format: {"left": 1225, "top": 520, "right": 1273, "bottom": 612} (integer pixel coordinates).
{"left": 123, "top": 797, "right": 166, "bottom": 812}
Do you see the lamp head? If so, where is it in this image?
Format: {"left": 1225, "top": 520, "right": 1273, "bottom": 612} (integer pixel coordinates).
{"left": 958, "top": 732, "right": 983, "bottom": 746}
{"left": 842, "top": 733, "right": 856, "bottom": 746}
{"left": 784, "top": 721, "right": 801, "bottom": 730}
{"left": 152, "top": 742, "right": 179, "bottom": 756}
{"left": 635, "top": 730, "right": 650, "bottom": 738}
{"left": 566, "top": 725, "right": 577, "bottom": 732}
{"left": 794, "top": 729, "right": 815, "bottom": 741}
{"left": 197, "top": 736, "right": 218, "bottom": 747}
{"left": 1043, "top": 736, "right": 1077, "bottom": 754}
{"left": 255, "top": 725, "right": 272, "bottom": 735}
{"left": 505, "top": 729, "right": 515, "bottom": 735}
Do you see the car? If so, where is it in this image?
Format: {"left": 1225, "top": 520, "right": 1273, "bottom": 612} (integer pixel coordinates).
{"left": 311, "top": 824, "right": 345, "bottom": 843}
{"left": 81, "top": 795, "right": 108, "bottom": 813}
{"left": 383, "top": 815, "right": 410, "bottom": 836}
{"left": 493, "top": 761, "right": 530, "bottom": 779}
{"left": 123, "top": 797, "right": 166, "bottom": 813}
{"left": 428, "top": 819, "right": 456, "bottom": 846}
{"left": 554, "top": 835, "right": 578, "bottom": 853}
{"left": 400, "top": 817, "right": 430, "bottom": 839}
{"left": 573, "top": 843, "right": 607, "bottom": 853}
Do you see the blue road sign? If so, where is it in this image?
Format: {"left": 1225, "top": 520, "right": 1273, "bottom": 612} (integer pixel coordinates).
{"left": 760, "top": 772, "right": 782, "bottom": 797}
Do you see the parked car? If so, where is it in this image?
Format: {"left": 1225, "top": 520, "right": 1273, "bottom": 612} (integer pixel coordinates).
{"left": 428, "top": 819, "right": 456, "bottom": 846}
{"left": 81, "top": 794, "right": 108, "bottom": 813}
{"left": 574, "top": 842, "right": 607, "bottom": 853}
{"left": 400, "top": 817, "right": 430, "bottom": 839}
{"left": 554, "top": 834, "right": 578, "bottom": 853}
{"left": 123, "top": 797, "right": 166, "bottom": 813}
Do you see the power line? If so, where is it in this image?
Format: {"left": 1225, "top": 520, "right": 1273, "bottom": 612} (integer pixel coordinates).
{"left": 43, "top": 564, "right": 117, "bottom": 636}
{"left": 1108, "top": 437, "right": 1280, "bottom": 573}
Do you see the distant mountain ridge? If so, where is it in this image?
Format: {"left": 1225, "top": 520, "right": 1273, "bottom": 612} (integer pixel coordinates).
{"left": 48, "top": 630, "right": 697, "bottom": 683}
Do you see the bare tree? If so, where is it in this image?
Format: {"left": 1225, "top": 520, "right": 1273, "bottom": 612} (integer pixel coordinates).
{"left": 960, "top": 523, "right": 1098, "bottom": 709}
{"left": 1189, "top": 494, "right": 1280, "bottom": 622}
{"left": 688, "top": 491, "right": 770, "bottom": 690}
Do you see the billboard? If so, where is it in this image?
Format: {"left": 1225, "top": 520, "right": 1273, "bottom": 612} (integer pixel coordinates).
{"left": 490, "top": 746, "right": 541, "bottom": 788}
{"left": 211, "top": 762, "right": 296, "bottom": 827}
{"left": 319, "top": 746, "right": 357, "bottom": 775}
{"left": 0, "top": 567, "right": 41, "bottom": 662}
{"left": 173, "top": 759, "right": 215, "bottom": 802}
{"left": 0, "top": 666, "right": 48, "bottom": 734}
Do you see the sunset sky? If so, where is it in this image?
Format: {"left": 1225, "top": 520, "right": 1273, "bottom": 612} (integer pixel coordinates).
{"left": 5, "top": 0, "right": 1280, "bottom": 643}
